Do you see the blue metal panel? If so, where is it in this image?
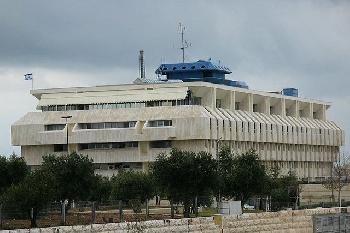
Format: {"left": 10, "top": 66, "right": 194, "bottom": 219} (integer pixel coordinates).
{"left": 224, "top": 80, "right": 249, "bottom": 89}
{"left": 155, "top": 60, "right": 231, "bottom": 75}
{"left": 167, "top": 71, "right": 203, "bottom": 81}
{"left": 282, "top": 88, "right": 298, "bottom": 97}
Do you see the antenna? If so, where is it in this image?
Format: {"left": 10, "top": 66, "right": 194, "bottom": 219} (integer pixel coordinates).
{"left": 139, "top": 50, "right": 145, "bottom": 79}
{"left": 178, "top": 23, "right": 191, "bottom": 63}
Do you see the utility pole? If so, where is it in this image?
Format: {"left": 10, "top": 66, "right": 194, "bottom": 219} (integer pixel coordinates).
{"left": 61, "top": 115, "right": 72, "bottom": 153}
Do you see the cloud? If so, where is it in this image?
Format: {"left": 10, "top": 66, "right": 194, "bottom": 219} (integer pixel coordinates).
{"left": 0, "top": 0, "right": 349, "bottom": 154}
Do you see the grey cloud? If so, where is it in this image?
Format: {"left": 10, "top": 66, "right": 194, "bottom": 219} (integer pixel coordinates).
{"left": 0, "top": 0, "right": 350, "bottom": 154}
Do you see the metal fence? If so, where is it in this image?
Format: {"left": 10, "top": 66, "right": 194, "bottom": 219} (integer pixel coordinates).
{"left": 313, "top": 212, "right": 350, "bottom": 233}
{"left": 0, "top": 200, "right": 180, "bottom": 230}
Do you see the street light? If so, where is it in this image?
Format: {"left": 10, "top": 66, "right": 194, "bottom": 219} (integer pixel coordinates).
{"left": 61, "top": 115, "right": 72, "bottom": 153}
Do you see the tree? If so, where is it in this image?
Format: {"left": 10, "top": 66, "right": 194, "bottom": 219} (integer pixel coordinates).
{"left": 41, "top": 152, "right": 96, "bottom": 205}
{"left": 111, "top": 171, "right": 155, "bottom": 213}
{"left": 231, "top": 149, "right": 267, "bottom": 204}
{"left": 216, "top": 146, "right": 236, "bottom": 199}
{"left": 1, "top": 169, "right": 55, "bottom": 227}
{"left": 152, "top": 149, "right": 217, "bottom": 217}
{"left": 267, "top": 171, "right": 299, "bottom": 210}
{"left": 0, "top": 154, "right": 28, "bottom": 195}
{"left": 89, "top": 175, "right": 112, "bottom": 202}
{"left": 323, "top": 155, "right": 349, "bottom": 207}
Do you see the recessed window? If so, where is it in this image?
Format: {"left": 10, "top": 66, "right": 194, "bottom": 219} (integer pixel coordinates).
{"left": 54, "top": 144, "right": 68, "bottom": 152}
{"left": 79, "top": 121, "right": 136, "bottom": 129}
{"left": 216, "top": 99, "right": 222, "bottom": 108}
{"left": 182, "top": 66, "right": 186, "bottom": 69}
{"left": 45, "top": 124, "right": 66, "bottom": 131}
{"left": 253, "top": 104, "right": 258, "bottom": 112}
{"left": 201, "top": 65, "right": 205, "bottom": 68}
{"left": 150, "top": 140, "right": 172, "bottom": 148}
{"left": 80, "top": 141, "right": 138, "bottom": 150}
{"left": 57, "top": 105, "right": 65, "bottom": 111}
{"left": 148, "top": 120, "right": 172, "bottom": 127}
{"left": 191, "top": 66, "right": 195, "bottom": 69}
{"left": 173, "top": 67, "right": 177, "bottom": 70}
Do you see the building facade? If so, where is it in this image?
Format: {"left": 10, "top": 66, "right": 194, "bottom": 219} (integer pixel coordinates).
{"left": 12, "top": 60, "right": 344, "bottom": 180}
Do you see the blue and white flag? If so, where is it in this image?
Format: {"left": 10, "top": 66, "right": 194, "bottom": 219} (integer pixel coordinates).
{"left": 24, "top": 73, "right": 33, "bottom": 80}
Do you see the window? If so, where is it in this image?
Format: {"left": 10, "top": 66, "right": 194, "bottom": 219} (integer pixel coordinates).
{"left": 148, "top": 120, "right": 172, "bottom": 127}
{"left": 79, "top": 121, "right": 136, "bottom": 129}
{"left": 203, "top": 70, "right": 213, "bottom": 77}
{"left": 57, "top": 105, "right": 65, "bottom": 111}
{"left": 150, "top": 140, "right": 172, "bottom": 148}
{"left": 45, "top": 124, "right": 66, "bottom": 131}
{"left": 216, "top": 99, "right": 222, "bottom": 108}
{"left": 235, "top": 102, "right": 240, "bottom": 110}
{"left": 80, "top": 141, "right": 138, "bottom": 150}
{"left": 54, "top": 144, "right": 67, "bottom": 152}
{"left": 192, "top": 97, "right": 202, "bottom": 105}
{"left": 48, "top": 105, "right": 57, "bottom": 111}
{"left": 253, "top": 104, "right": 258, "bottom": 112}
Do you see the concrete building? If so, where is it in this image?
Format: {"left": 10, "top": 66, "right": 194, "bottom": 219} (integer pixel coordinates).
{"left": 12, "top": 59, "right": 344, "bottom": 179}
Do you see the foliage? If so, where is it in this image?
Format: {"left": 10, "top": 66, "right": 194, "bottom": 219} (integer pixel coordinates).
{"left": 152, "top": 149, "right": 217, "bottom": 217}
{"left": 216, "top": 146, "right": 236, "bottom": 198}
{"left": 1, "top": 169, "right": 55, "bottom": 227}
{"left": 322, "top": 156, "right": 349, "bottom": 206}
{"left": 111, "top": 170, "right": 155, "bottom": 203}
{"left": 267, "top": 169, "right": 299, "bottom": 210}
{"left": 231, "top": 149, "right": 267, "bottom": 203}
{"left": 89, "top": 175, "right": 112, "bottom": 202}
{"left": 41, "top": 152, "right": 96, "bottom": 202}
{"left": 216, "top": 147, "right": 270, "bottom": 204}
{"left": 0, "top": 155, "right": 28, "bottom": 195}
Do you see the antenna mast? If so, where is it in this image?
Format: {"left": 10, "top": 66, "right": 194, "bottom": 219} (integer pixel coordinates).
{"left": 139, "top": 50, "right": 145, "bottom": 79}
{"left": 179, "top": 23, "right": 191, "bottom": 63}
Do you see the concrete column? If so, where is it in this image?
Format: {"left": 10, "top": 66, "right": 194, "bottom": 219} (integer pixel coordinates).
{"left": 281, "top": 99, "right": 286, "bottom": 117}
{"left": 265, "top": 97, "right": 271, "bottom": 115}
{"left": 228, "top": 91, "right": 234, "bottom": 111}
{"left": 322, "top": 105, "right": 326, "bottom": 121}
{"left": 248, "top": 94, "right": 253, "bottom": 112}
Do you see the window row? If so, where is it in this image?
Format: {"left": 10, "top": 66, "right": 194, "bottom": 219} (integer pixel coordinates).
{"left": 148, "top": 120, "right": 172, "bottom": 127}
{"left": 80, "top": 141, "right": 138, "bottom": 150}
{"left": 224, "top": 121, "right": 331, "bottom": 136}
{"left": 79, "top": 121, "right": 136, "bottom": 129}
{"left": 216, "top": 99, "right": 323, "bottom": 120}
{"left": 41, "top": 97, "right": 202, "bottom": 112}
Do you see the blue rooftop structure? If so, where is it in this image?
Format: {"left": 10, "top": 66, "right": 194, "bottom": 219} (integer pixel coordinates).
{"left": 155, "top": 59, "right": 248, "bottom": 89}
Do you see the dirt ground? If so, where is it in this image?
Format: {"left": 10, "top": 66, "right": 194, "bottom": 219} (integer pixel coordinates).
{"left": 1, "top": 211, "right": 183, "bottom": 230}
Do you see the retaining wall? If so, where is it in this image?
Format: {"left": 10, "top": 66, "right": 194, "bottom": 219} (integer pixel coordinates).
{"left": 0, "top": 207, "right": 346, "bottom": 233}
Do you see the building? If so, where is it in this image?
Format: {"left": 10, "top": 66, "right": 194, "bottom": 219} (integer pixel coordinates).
{"left": 12, "top": 59, "right": 344, "bottom": 180}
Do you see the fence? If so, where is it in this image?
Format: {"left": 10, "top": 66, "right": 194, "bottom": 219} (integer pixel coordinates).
{"left": 313, "top": 212, "right": 350, "bottom": 233}
{"left": 0, "top": 199, "right": 184, "bottom": 230}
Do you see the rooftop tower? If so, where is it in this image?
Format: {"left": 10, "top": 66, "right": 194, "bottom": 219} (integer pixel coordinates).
{"left": 155, "top": 59, "right": 249, "bottom": 89}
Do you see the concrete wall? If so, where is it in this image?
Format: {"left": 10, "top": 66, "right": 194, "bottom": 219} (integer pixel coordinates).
{"left": 300, "top": 183, "right": 350, "bottom": 205}
{"left": 1, "top": 207, "right": 345, "bottom": 233}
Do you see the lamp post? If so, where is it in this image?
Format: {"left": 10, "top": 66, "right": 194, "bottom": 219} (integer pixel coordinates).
{"left": 61, "top": 116, "right": 72, "bottom": 153}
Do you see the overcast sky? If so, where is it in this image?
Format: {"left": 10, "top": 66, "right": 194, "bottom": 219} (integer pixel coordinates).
{"left": 1, "top": 0, "right": 349, "bottom": 155}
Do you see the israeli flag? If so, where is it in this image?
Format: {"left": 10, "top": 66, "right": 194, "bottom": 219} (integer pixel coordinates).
{"left": 24, "top": 73, "right": 33, "bottom": 80}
